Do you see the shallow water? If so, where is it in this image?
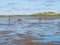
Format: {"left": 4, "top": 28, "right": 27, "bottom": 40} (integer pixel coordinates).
{"left": 0, "top": 17, "right": 60, "bottom": 45}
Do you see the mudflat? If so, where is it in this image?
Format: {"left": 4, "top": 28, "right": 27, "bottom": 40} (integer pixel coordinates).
{"left": 0, "top": 16, "right": 60, "bottom": 45}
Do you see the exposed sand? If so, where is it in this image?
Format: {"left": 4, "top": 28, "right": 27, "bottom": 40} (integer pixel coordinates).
{"left": 0, "top": 30, "right": 60, "bottom": 45}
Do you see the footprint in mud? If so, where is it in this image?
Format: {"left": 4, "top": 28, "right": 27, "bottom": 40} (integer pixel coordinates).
{"left": 13, "top": 32, "right": 42, "bottom": 45}
{"left": 54, "top": 32, "right": 60, "bottom": 35}
{"left": 0, "top": 30, "right": 17, "bottom": 45}
{"left": 0, "top": 30, "right": 15, "bottom": 35}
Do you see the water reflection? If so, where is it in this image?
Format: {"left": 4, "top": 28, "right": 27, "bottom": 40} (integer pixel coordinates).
{"left": 0, "top": 17, "right": 60, "bottom": 45}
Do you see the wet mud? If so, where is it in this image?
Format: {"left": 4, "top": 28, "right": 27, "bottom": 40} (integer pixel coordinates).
{"left": 0, "top": 17, "right": 60, "bottom": 45}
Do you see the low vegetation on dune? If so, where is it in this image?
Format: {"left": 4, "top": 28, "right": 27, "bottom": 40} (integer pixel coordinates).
{"left": 31, "top": 12, "right": 60, "bottom": 17}
{"left": 0, "top": 12, "right": 60, "bottom": 17}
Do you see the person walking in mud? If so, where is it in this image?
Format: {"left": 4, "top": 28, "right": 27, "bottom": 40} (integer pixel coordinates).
{"left": 39, "top": 18, "right": 42, "bottom": 24}
{"left": 18, "top": 19, "right": 23, "bottom": 26}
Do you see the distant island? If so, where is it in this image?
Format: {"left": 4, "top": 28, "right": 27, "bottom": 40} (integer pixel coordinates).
{"left": 0, "top": 12, "right": 60, "bottom": 17}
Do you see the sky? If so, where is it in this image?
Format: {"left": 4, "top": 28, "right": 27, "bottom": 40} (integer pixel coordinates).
{"left": 0, "top": 0, "right": 60, "bottom": 15}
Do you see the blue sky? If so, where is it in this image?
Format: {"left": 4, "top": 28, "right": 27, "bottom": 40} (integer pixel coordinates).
{"left": 0, "top": 0, "right": 60, "bottom": 15}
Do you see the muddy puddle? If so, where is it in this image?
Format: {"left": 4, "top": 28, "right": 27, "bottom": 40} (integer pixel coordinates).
{"left": 0, "top": 17, "right": 60, "bottom": 45}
